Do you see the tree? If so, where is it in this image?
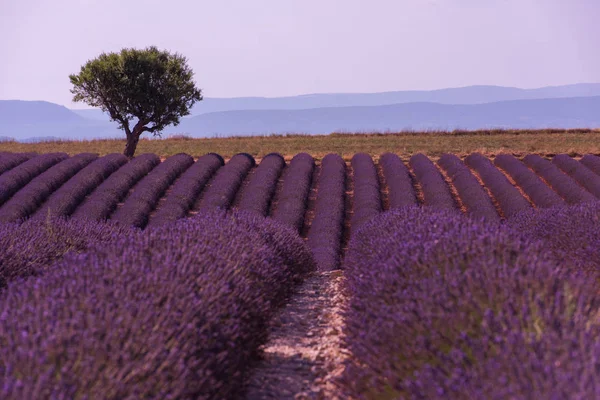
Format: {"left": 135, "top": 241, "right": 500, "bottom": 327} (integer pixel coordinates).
{"left": 69, "top": 47, "right": 202, "bottom": 157}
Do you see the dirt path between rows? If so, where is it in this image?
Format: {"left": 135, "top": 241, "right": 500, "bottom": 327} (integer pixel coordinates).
{"left": 244, "top": 270, "right": 348, "bottom": 400}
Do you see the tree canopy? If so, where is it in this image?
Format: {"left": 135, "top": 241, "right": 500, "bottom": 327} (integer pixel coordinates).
{"left": 70, "top": 47, "right": 202, "bottom": 157}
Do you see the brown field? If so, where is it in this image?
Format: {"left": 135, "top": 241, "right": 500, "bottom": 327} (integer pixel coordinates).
{"left": 1, "top": 129, "right": 599, "bottom": 160}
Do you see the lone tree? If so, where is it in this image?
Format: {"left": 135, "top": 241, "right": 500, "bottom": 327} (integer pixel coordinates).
{"left": 70, "top": 46, "right": 202, "bottom": 157}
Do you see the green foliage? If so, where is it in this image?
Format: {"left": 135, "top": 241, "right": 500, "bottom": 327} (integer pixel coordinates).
{"left": 69, "top": 47, "right": 202, "bottom": 154}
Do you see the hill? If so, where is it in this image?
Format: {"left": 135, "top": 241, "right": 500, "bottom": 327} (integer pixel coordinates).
{"left": 3, "top": 95, "right": 600, "bottom": 141}
{"left": 174, "top": 96, "right": 600, "bottom": 135}
{"left": 71, "top": 83, "right": 600, "bottom": 120}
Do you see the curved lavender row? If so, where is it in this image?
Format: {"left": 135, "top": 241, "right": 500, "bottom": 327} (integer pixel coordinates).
{"left": 0, "top": 153, "right": 68, "bottom": 207}
{"left": 71, "top": 153, "right": 160, "bottom": 221}
{"left": 271, "top": 152, "right": 315, "bottom": 232}
{"left": 196, "top": 153, "right": 256, "bottom": 211}
{"left": 146, "top": 153, "right": 224, "bottom": 228}
{"left": 465, "top": 152, "right": 531, "bottom": 218}
{"left": 0, "top": 217, "right": 131, "bottom": 290}
{"left": 581, "top": 154, "right": 600, "bottom": 176}
{"left": 379, "top": 152, "right": 417, "bottom": 209}
{"left": 552, "top": 154, "right": 600, "bottom": 199}
{"left": 0, "top": 153, "right": 97, "bottom": 223}
{"left": 350, "top": 153, "right": 382, "bottom": 232}
{"left": 31, "top": 154, "right": 128, "bottom": 220}
{"left": 237, "top": 153, "right": 285, "bottom": 215}
{"left": 0, "top": 210, "right": 315, "bottom": 399}
{"left": 409, "top": 153, "right": 456, "bottom": 210}
{"left": 307, "top": 153, "right": 346, "bottom": 271}
{"left": 509, "top": 202, "right": 600, "bottom": 273}
{"left": 523, "top": 154, "right": 596, "bottom": 204}
{"left": 111, "top": 153, "right": 194, "bottom": 228}
{"left": 340, "top": 207, "right": 600, "bottom": 399}
{"left": 438, "top": 153, "right": 499, "bottom": 221}
{"left": 0, "top": 152, "right": 35, "bottom": 176}
{"left": 494, "top": 154, "right": 565, "bottom": 208}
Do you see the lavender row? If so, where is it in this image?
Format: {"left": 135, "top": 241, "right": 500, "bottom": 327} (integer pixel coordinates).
{"left": 0, "top": 152, "right": 68, "bottom": 206}
{"left": 552, "top": 154, "right": 600, "bottom": 199}
{"left": 146, "top": 153, "right": 224, "bottom": 227}
{"left": 378, "top": 152, "right": 417, "bottom": 208}
{"left": 271, "top": 152, "right": 315, "bottom": 232}
{"left": 350, "top": 153, "right": 381, "bottom": 232}
{"left": 340, "top": 206, "right": 600, "bottom": 399}
{"left": 237, "top": 153, "right": 285, "bottom": 215}
{"left": 409, "top": 153, "right": 456, "bottom": 210}
{"left": 0, "top": 210, "right": 315, "bottom": 399}
{"left": 196, "top": 153, "right": 255, "bottom": 211}
{"left": 0, "top": 218, "right": 131, "bottom": 290}
{"left": 72, "top": 153, "right": 160, "bottom": 221}
{"left": 581, "top": 154, "right": 600, "bottom": 176}
{"left": 0, "top": 152, "right": 35, "bottom": 176}
{"left": 438, "top": 153, "right": 499, "bottom": 221}
{"left": 465, "top": 152, "right": 531, "bottom": 218}
{"left": 307, "top": 153, "right": 346, "bottom": 271}
{"left": 111, "top": 153, "right": 194, "bottom": 228}
{"left": 494, "top": 154, "right": 565, "bottom": 208}
{"left": 31, "top": 153, "right": 128, "bottom": 220}
{"left": 523, "top": 154, "right": 596, "bottom": 204}
{"left": 509, "top": 202, "right": 600, "bottom": 273}
{"left": 0, "top": 153, "right": 97, "bottom": 223}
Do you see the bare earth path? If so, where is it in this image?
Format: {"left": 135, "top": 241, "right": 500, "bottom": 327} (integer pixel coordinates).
{"left": 244, "top": 270, "right": 348, "bottom": 400}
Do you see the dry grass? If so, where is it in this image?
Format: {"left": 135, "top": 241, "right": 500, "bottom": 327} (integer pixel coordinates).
{"left": 1, "top": 129, "right": 599, "bottom": 161}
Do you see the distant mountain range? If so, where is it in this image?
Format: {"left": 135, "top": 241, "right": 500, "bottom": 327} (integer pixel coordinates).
{"left": 72, "top": 83, "right": 600, "bottom": 120}
{"left": 1, "top": 84, "right": 600, "bottom": 142}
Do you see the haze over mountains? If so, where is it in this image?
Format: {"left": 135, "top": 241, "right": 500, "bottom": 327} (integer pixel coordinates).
{"left": 1, "top": 83, "right": 600, "bottom": 142}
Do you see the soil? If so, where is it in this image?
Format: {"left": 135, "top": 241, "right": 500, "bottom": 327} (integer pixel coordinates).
{"left": 244, "top": 270, "right": 348, "bottom": 400}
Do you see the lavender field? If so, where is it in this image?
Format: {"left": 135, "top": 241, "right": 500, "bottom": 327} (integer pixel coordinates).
{"left": 1, "top": 150, "right": 600, "bottom": 398}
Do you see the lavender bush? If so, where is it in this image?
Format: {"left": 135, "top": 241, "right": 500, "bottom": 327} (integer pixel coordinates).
{"left": 409, "top": 153, "right": 456, "bottom": 210}
{"left": 72, "top": 153, "right": 160, "bottom": 221}
{"left": 196, "top": 152, "right": 256, "bottom": 211}
{"left": 581, "top": 154, "right": 600, "bottom": 176}
{"left": 379, "top": 152, "right": 417, "bottom": 208}
{"left": 237, "top": 153, "right": 285, "bottom": 216}
{"left": 552, "top": 154, "right": 600, "bottom": 199}
{"left": 339, "top": 206, "right": 600, "bottom": 399}
{"left": 147, "top": 153, "right": 224, "bottom": 227}
{"left": 0, "top": 217, "right": 130, "bottom": 289}
{"left": 0, "top": 153, "right": 97, "bottom": 223}
{"left": 350, "top": 153, "right": 381, "bottom": 232}
{"left": 438, "top": 153, "right": 499, "bottom": 221}
{"left": 0, "top": 153, "right": 68, "bottom": 206}
{"left": 465, "top": 152, "right": 531, "bottom": 218}
{"left": 271, "top": 152, "right": 314, "bottom": 232}
{"left": 509, "top": 202, "right": 600, "bottom": 273}
{"left": 31, "top": 153, "right": 127, "bottom": 219}
{"left": 307, "top": 153, "right": 346, "bottom": 271}
{"left": 111, "top": 153, "right": 194, "bottom": 228}
{"left": 494, "top": 154, "right": 565, "bottom": 208}
{"left": 0, "top": 152, "right": 36, "bottom": 176}
{"left": 523, "top": 154, "right": 596, "bottom": 204}
{"left": 0, "top": 210, "right": 314, "bottom": 399}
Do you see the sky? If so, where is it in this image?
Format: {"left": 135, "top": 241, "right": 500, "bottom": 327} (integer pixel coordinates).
{"left": 1, "top": 0, "right": 599, "bottom": 108}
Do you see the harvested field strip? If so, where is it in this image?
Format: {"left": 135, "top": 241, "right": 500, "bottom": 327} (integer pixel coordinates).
{"left": 2, "top": 129, "right": 599, "bottom": 159}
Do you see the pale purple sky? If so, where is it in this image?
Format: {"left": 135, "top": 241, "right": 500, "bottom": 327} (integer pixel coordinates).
{"left": 1, "top": 0, "right": 599, "bottom": 108}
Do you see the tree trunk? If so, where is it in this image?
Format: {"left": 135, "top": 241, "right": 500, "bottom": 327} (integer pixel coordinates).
{"left": 124, "top": 132, "right": 140, "bottom": 158}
